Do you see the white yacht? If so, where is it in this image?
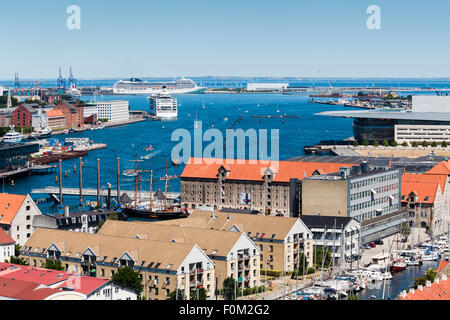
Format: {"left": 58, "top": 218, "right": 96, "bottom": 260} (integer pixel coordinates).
{"left": 113, "top": 77, "right": 205, "bottom": 94}
{"left": 2, "top": 127, "right": 24, "bottom": 144}
{"left": 31, "top": 127, "right": 52, "bottom": 139}
{"left": 66, "top": 84, "right": 81, "bottom": 97}
{"left": 148, "top": 90, "right": 178, "bottom": 119}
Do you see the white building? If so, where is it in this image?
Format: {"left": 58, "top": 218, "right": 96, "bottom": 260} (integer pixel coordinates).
{"left": 31, "top": 109, "right": 49, "bottom": 130}
{"left": 97, "top": 100, "right": 129, "bottom": 123}
{"left": 0, "top": 229, "right": 15, "bottom": 263}
{"left": 83, "top": 103, "right": 98, "bottom": 119}
{"left": 0, "top": 193, "right": 44, "bottom": 246}
{"left": 246, "top": 83, "right": 289, "bottom": 92}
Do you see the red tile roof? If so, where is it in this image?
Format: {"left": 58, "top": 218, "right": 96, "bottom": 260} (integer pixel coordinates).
{"left": 438, "top": 261, "right": 449, "bottom": 273}
{"left": 401, "top": 181, "right": 440, "bottom": 204}
{"left": 181, "top": 158, "right": 357, "bottom": 182}
{"left": 45, "top": 109, "right": 65, "bottom": 118}
{"left": 0, "top": 277, "right": 62, "bottom": 300}
{"left": 402, "top": 173, "right": 448, "bottom": 193}
{"left": 427, "top": 161, "right": 450, "bottom": 175}
{"left": 0, "top": 228, "right": 14, "bottom": 245}
{"left": 400, "top": 278, "right": 450, "bottom": 300}
{"left": 0, "top": 194, "right": 26, "bottom": 225}
{"left": 0, "top": 263, "right": 108, "bottom": 295}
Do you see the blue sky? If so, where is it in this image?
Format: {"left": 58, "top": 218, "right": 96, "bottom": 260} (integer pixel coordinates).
{"left": 1, "top": 0, "right": 450, "bottom": 79}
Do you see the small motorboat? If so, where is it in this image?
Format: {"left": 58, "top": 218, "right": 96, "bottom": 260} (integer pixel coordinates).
{"left": 390, "top": 260, "right": 407, "bottom": 272}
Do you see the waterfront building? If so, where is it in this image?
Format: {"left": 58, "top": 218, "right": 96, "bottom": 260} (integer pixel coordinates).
{"left": 82, "top": 102, "right": 98, "bottom": 124}
{"left": 33, "top": 209, "right": 114, "bottom": 234}
{"left": 31, "top": 108, "right": 49, "bottom": 131}
{"left": 0, "top": 143, "right": 39, "bottom": 173}
{"left": 0, "top": 193, "right": 43, "bottom": 246}
{"left": 11, "top": 105, "right": 33, "bottom": 128}
{"left": 45, "top": 109, "right": 66, "bottom": 131}
{"left": 246, "top": 83, "right": 289, "bottom": 92}
{"left": 401, "top": 179, "right": 445, "bottom": 236}
{"left": 158, "top": 210, "right": 314, "bottom": 273}
{"left": 20, "top": 228, "right": 216, "bottom": 300}
{"left": 180, "top": 157, "right": 356, "bottom": 217}
{"left": 317, "top": 95, "right": 450, "bottom": 143}
{"left": 54, "top": 101, "right": 84, "bottom": 128}
{"left": 0, "top": 229, "right": 15, "bottom": 263}
{"left": 98, "top": 220, "right": 261, "bottom": 290}
{"left": 96, "top": 100, "right": 129, "bottom": 123}
{"left": 300, "top": 216, "right": 361, "bottom": 263}
{"left": 0, "top": 262, "right": 137, "bottom": 300}
{"left": 301, "top": 162, "right": 405, "bottom": 244}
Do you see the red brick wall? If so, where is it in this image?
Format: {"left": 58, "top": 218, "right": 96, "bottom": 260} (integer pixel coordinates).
{"left": 11, "top": 106, "right": 32, "bottom": 127}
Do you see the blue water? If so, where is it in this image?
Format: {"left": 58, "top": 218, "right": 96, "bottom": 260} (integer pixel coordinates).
{"left": 4, "top": 93, "right": 356, "bottom": 213}
{"left": 357, "top": 260, "right": 440, "bottom": 300}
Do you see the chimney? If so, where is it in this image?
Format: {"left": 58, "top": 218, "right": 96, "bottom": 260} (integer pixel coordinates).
{"left": 435, "top": 278, "right": 440, "bottom": 284}
{"left": 227, "top": 213, "right": 231, "bottom": 220}
{"left": 409, "top": 288, "right": 415, "bottom": 294}
{"left": 426, "top": 280, "right": 432, "bottom": 287}
{"left": 400, "top": 290, "right": 407, "bottom": 298}
{"left": 211, "top": 212, "right": 216, "bottom": 221}
{"left": 443, "top": 274, "right": 448, "bottom": 281}
{"left": 418, "top": 285, "right": 423, "bottom": 291}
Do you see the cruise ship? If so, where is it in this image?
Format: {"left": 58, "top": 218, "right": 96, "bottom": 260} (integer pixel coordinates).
{"left": 148, "top": 90, "right": 177, "bottom": 119}
{"left": 112, "top": 77, "right": 205, "bottom": 94}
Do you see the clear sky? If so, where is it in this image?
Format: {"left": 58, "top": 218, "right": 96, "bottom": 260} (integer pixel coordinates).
{"left": 1, "top": 0, "right": 450, "bottom": 79}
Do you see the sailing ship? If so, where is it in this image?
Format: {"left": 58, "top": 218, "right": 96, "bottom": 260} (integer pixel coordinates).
{"left": 121, "top": 153, "right": 187, "bottom": 220}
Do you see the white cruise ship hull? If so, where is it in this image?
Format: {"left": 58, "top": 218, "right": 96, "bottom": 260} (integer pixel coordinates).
{"left": 113, "top": 87, "right": 205, "bottom": 95}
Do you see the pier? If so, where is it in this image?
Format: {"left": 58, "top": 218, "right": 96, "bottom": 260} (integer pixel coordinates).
{"left": 31, "top": 186, "right": 180, "bottom": 201}
{"left": 0, "top": 164, "right": 57, "bottom": 178}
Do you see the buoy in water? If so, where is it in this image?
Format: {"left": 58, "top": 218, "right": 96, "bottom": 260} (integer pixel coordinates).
{"left": 11, "top": 179, "right": 14, "bottom": 187}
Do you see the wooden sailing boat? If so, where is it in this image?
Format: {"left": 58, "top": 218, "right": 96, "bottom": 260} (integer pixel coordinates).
{"left": 122, "top": 152, "right": 187, "bottom": 220}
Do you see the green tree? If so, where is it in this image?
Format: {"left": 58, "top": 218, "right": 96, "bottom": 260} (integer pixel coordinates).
{"left": 0, "top": 95, "right": 19, "bottom": 108}
{"left": 167, "top": 289, "right": 185, "bottom": 300}
{"left": 313, "top": 246, "right": 332, "bottom": 270}
{"left": 352, "top": 141, "right": 359, "bottom": 147}
{"left": 412, "top": 141, "right": 418, "bottom": 148}
{"left": 402, "top": 141, "right": 408, "bottom": 147}
{"left": 442, "top": 141, "right": 448, "bottom": 148}
{"left": 45, "top": 259, "right": 65, "bottom": 270}
{"left": 422, "top": 140, "right": 428, "bottom": 147}
{"left": 382, "top": 140, "right": 389, "bottom": 147}
{"left": 431, "top": 141, "right": 438, "bottom": 148}
{"left": 222, "top": 277, "right": 237, "bottom": 300}
{"left": 363, "top": 140, "right": 369, "bottom": 146}
{"left": 111, "top": 266, "right": 143, "bottom": 295}
{"left": 14, "top": 244, "right": 21, "bottom": 257}
{"left": 190, "top": 286, "right": 208, "bottom": 300}
{"left": 9, "top": 256, "right": 28, "bottom": 265}
{"left": 373, "top": 141, "right": 379, "bottom": 147}
{"left": 391, "top": 141, "right": 398, "bottom": 147}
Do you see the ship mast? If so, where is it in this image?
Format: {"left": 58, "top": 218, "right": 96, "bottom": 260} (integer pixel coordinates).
{"left": 149, "top": 149, "right": 153, "bottom": 212}
{"left": 128, "top": 152, "right": 144, "bottom": 209}
{"left": 164, "top": 156, "right": 168, "bottom": 210}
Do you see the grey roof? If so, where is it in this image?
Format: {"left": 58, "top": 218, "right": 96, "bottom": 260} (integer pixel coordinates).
{"left": 154, "top": 189, "right": 165, "bottom": 201}
{"left": 301, "top": 215, "right": 356, "bottom": 229}
{"left": 316, "top": 110, "right": 450, "bottom": 122}
{"left": 119, "top": 193, "right": 132, "bottom": 203}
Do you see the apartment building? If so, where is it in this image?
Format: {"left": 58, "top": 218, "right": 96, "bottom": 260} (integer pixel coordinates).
{"left": 45, "top": 109, "right": 66, "bottom": 131}
{"left": 0, "top": 229, "right": 14, "bottom": 263}
{"left": 0, "top": 193, "right": 43, "bottom": 246}
{"left": 11, "top": 105, "right": 33, "bottom": 127}
{"left": 54, "top": 101, "right": 84, "bottom": 128}
{"left": 158, "top": 210, "right": 314, "bottom": 273}
{"left": 301, "top": 216, "right": 361, "bottom": 263}
{"left": 20, "top": 228, "right": 216, "bottom": 300}
{"left": 0, "top": 262, "right": 137, "bottom": 300}
{"left": 98, "top": 220, "right": 260, "bottom": 290}
{"left": 180, "top": 157, "right": 356, "bottom": 217}
{"left": 301, "top": 162, "right": 405, "bottom": 243}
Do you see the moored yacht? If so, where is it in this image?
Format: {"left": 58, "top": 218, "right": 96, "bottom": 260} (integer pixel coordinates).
{"left": 2, "top": 126, "right": 24, "bottom": 144}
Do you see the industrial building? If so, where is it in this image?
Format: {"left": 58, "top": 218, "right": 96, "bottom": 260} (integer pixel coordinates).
{"left": 97, "top": 100, "right": 129, "bottom": 123}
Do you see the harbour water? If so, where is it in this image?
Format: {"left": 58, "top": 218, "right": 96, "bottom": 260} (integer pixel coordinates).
{"left": 357, "top": 260, "right": 440, "bottom": 300}
{"left": 8, "top": 92, "right": 358, "bottom": 213}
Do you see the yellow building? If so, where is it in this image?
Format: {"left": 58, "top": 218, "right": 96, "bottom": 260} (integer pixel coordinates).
{"left": 20, "top": 228, "right": 215, "bottom": 300}
{"left": 156, "top": 210, "right": 314, "bottom": 273}
{"left": 98, "top": 219, "right": 261, "bottom": 291}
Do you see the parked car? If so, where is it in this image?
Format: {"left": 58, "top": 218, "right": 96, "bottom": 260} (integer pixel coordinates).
{"left": 374, "top": 239, "right": 384, "bottom": 245}
{"left": 363, "top": 244, "right": 372, "bottom": 250}
{"left": 369, "top": 242, "right": 376, "bottom": 248}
